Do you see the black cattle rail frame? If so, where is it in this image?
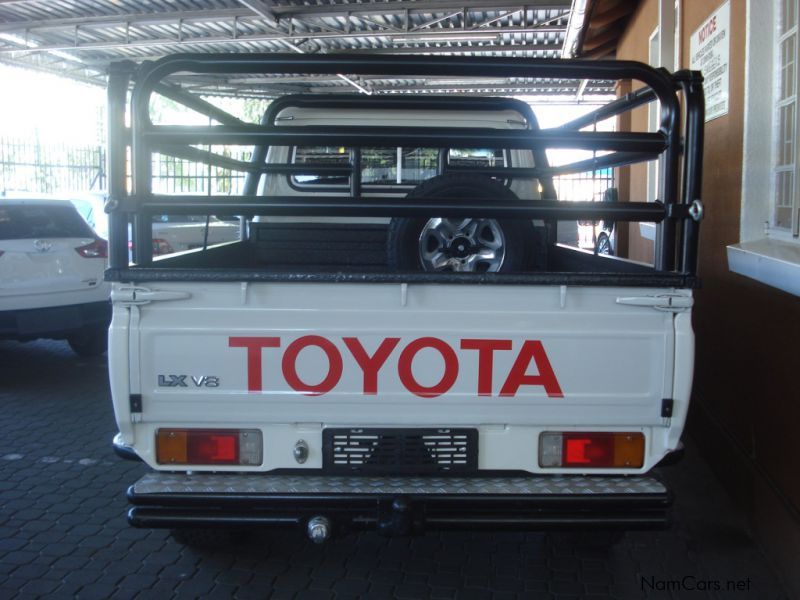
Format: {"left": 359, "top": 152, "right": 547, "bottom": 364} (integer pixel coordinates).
{"left": 105, "top": 54, "right": 704, "bottom": 282}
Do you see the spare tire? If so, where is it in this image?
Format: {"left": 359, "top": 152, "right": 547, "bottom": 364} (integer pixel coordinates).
{"left": 387, "top": 174, "right": 534, "bottom": 273}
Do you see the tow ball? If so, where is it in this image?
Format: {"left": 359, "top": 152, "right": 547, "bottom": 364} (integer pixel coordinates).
{"left": 306, "top": 516, "right": 332, "bottom": 544}
{"left": 377, "top": 497, "right": 420, "bottom": 536}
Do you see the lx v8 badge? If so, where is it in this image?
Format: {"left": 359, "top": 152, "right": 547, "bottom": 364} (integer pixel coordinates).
{"left": 158, "top": 374, "right": 220, "bottom": 388}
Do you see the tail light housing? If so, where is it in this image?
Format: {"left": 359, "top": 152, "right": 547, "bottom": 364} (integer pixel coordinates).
{"left": 539, "top": 431, "right": 644, "bottom": 468}
{"left": 156, "top": 428, "right": 262, "bottom": 466}
{"left": 152, "top": 238, "right": 174, "bottom": 255}
{"left": 75, "top": 238, "right": 108, "bottom": 259}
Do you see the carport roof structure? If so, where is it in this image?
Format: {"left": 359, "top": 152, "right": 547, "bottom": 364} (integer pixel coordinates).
{"left": 0, "top": 0, "right": 634, "bottom": 98}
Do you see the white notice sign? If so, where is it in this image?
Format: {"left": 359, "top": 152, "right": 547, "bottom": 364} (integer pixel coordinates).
{"left": 690, "top": 1, "right": 730, "bottom": 121}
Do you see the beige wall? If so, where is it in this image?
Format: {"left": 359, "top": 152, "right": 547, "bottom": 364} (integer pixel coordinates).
{"left": 615, "top": 0, "right": 800, "bottom": 594}
{"left": 616, "top": 0, "right": 657, "bottom": 264}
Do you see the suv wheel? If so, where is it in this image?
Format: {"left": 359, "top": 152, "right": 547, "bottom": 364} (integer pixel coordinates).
{"left": 387, "top": 175, "right": 534, "bottom": 273}
{"left": 68, "top": 327, "right": 108, "bottom": 357}
{"left": 595, "top": 232, "right": 613, "bottom": 256}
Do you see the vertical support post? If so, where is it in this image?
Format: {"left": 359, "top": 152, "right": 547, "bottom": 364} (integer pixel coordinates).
{"left": 243, "top": 110, "right": 271, "bottom": 196}
{"left": 654, "top": 0, "right": 677, "bottom": 271}
{"left": 106, "top": 61, "right": 133, "bottom": 270}
{"left": 351, "top": 148, "right": 362, "bottom": 198}
{"left": 131, "top": 63, "right": 154, "bottom": 266}
{"left": 679, "top": 72, "right": 705, "bottom": 275}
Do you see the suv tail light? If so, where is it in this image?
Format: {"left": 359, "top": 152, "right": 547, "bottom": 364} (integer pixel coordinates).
{"left": 539, "top": 432, "right": 644, "bottom": 468}
{"left": 156, "top": 428, "right": 262, "bottom": 466}
{"left": 152, "top": 238, "right": 174, "bottom": 255}
{"left": 75, "top": 238, "right": 108, "bottom": 259}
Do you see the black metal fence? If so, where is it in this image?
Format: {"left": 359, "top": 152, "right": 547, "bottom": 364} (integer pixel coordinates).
{"left": 0, "top": 137, "right": 105, "bottom": 193}
{"left": 2, "top": 134, "right": 612, "bottom": 205}
{"left": 151, "top": 149, "right": 250, "bottom": 195}
{"left": 553, "top": 168, "right": 615, "bottom": 201}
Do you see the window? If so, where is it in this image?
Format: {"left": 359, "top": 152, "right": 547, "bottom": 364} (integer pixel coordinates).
{"left": 0, "top": 204, "right": 94, "bottom": 240}
{"left": 291, "top": 147, "right": 504, "bottom": 187}
{"left": 728, "top": 0, "right": 800, "bottom": 296}
{"left": 639, "top": 27, "right": 662, "bottom": 242}
{"left": 775, "top": 0, "right": 800, "bottom": 236}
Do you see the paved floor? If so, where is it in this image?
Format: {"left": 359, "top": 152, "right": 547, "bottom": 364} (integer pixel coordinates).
{"left": 0, "top": 339, "right": 790, "bottom": 600}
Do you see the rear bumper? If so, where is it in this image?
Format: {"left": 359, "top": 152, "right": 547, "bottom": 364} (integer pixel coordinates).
{"left": 127, "top": 472, "right": 672, "bottom": 533}
{"left": 0, "top": 301, "right": 111, "bottom": 340}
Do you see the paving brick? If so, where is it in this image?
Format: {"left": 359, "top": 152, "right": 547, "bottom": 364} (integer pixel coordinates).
{"left": 20, "top": 578, "right": 61, "bottom": 595}
{"left": 174, "top": 578, "right": 216, "bottom": 597}
{"left": 396, "top": 582, "right": 432, "bottom": 598}
{"left": 456, "top": 588, "right": 493, "bottom": 600}
{"left": 234, "top": 584, "right": 277, "bottom": 599}
{"left": 332, "top": 577, "right": 371, "bottom": 595}
{"left": 76, "top": 582, "right": 120, "bottom": 600}
{"left": 0, "top": 538, "right": 27, "bottom": 553}
{"left": 293, "top": 589, "right": 337, "bottom": 600}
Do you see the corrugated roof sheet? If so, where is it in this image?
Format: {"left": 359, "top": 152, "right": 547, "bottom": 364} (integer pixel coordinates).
{"left": 0, "top": 1, "right": 615, "bottom": 97}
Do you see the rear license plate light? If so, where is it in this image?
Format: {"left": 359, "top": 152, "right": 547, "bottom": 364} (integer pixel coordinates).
{"left": 156, "top": 429, "right": 262, "bottom": 466}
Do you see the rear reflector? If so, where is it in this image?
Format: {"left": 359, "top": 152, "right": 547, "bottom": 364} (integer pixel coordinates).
{"left": 539, "top": 432, "right": 644, "bottom": 468}
{"left": 156, "top": 429, "right": 262, "bottom": 466}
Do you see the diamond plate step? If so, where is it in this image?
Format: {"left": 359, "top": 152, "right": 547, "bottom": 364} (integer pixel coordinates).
{"left": 132, "top": 472, "right": 666, "bottom": 496}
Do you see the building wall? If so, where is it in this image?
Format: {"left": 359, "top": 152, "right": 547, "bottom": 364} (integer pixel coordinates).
{"left": 616, "top": 0, "right": 656, "bottom": 264}
{"left": 615, "top": 0, "right": 800, "bottom": 594}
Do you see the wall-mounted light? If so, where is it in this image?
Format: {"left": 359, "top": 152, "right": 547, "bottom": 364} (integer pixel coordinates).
{"left": 393, "top": 33, "right": 501, "bottom": 44}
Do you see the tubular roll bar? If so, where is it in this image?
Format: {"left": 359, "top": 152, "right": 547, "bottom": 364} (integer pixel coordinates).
{"left": 107, "top": 53, "right": 703, "bottom": 274}
{"left": 120, "top": 196, "right": 667, "bottom": 222}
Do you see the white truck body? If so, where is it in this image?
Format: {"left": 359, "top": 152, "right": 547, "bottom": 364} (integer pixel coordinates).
{"left": 111, "top": 282, "right": 692, "bottom": 475}
{"left": 106, "top": 54, "right": 704, "bottom": 538}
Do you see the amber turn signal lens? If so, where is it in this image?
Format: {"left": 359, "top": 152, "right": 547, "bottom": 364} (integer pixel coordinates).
{"left": 156, "top": 430, "right": 188, "bottom": 464}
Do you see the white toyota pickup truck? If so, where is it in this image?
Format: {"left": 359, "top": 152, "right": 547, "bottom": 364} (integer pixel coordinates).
{"left": 106, "top": 54, "right": 704, "bottom": 542}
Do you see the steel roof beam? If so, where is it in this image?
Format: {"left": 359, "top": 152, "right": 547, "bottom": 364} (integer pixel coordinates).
{"left": 341, "top": 44, "right": 558, "bottom": 55}
{"left": 0, "top": 5, "right": 568, "bottom": 35}
{"left": 0, "top": 9, "right": 258, "bottom": 34}
{"left": 409, "top": 12, "right": 463, "bottom": 32}
{"left": 269, "top": 1, "right": 571, "bottom": 17}
{"left": 307, "top": 84, "right": 580, "bottom": 94}
{"left": 0, "top": 26, "right": 568, "bottom": 54}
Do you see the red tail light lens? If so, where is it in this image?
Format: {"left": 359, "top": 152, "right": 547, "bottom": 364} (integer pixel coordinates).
{"left": 564, "top": 433, "right": 615, "bottom": 466}
{"left": 188, "top": 431, "right": 238, "bottom": 464}
{"left": 75, "top": 238, "right": 108, "bottom": 258}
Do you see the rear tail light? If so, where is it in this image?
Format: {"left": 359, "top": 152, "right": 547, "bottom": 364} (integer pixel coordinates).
{"left": 75, "top": 238, "right": 108, "bottom": 258}
{"left": 539, "top": 432, "right": 644, "bottom": 468}
{"left": 152, "top": 238, "right": 174, "bottom": 255}
{"left": 156, "top": 428, "right": 262, "bottom": 466}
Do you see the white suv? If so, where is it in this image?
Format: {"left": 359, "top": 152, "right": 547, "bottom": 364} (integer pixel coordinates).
{"left": 0, "top": 196, "right": 111, "bottom": 356}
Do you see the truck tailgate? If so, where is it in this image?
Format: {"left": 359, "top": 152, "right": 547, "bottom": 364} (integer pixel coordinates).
{"left": 111, "top": 281, "right": 692, "bottom": 473}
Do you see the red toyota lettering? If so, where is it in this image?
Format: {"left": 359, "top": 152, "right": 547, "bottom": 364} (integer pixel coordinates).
{"left": 229, "top": 335, "right": 562, "bottom": 398}
{"left": 397, "top": 337, "right": 459, "bottom": 398}
{"left": 343, "top": 337, "right": 400, "bottom": 395}
{"left": 460, "top": 338, "right": 513, "bottom": 396}
{"left": 282, "top": 335, "right": 343, "bottom": 396}
{"left": 228, "top": 336, "right": 280, "bottom": 392}
{"left": 499, "top": 340, "right": 564, "bottom": 398}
